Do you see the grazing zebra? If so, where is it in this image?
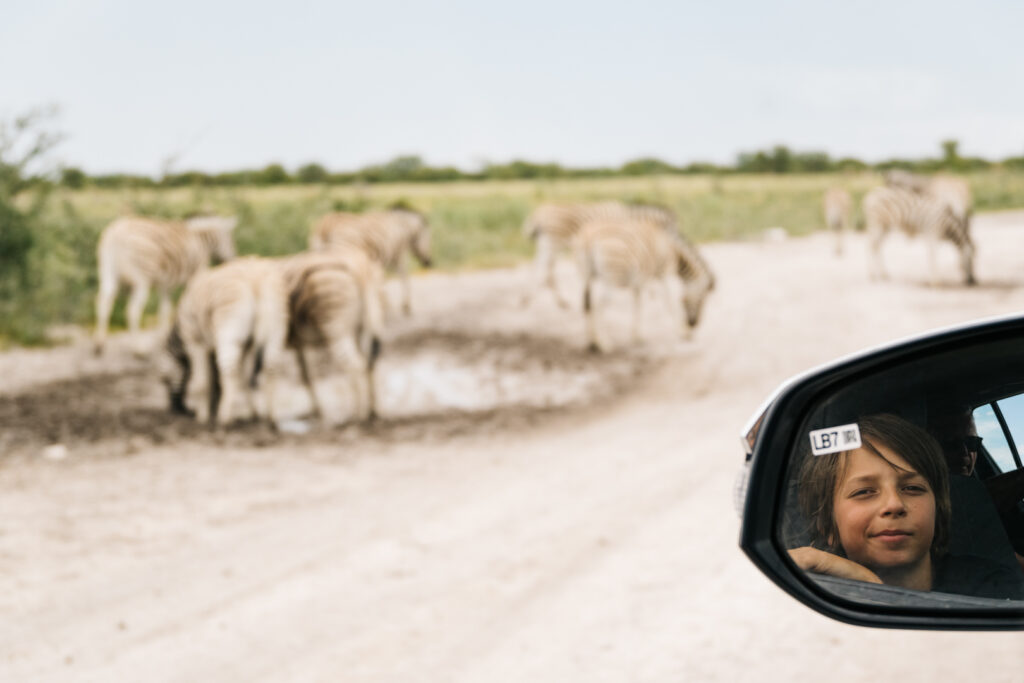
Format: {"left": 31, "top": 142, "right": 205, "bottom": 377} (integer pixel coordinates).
{"left": 863, "top": 186, "right": 975, "bottom": 286}
{"left": 94, "top": 214, "right": 237, "bottom": 354}
{"left": 309, "top": 208, "right": 431, "bottom": 315}
{"left": 574, "top": 215, "right": 715, "bottom": 352}
{"left": 823, "top": 188, "right": 852, "bottom": 256}
{"left": 522, "top": 201, "right": 681, "bottom": 308}
{"left": 279, "top": 249, "right": 385, "bottom": 424}
{"left": 885, "top": 170, "right": 973, "bottom": 222}
{"left": 164, "top": 256, "right": 288, "bottom": 427}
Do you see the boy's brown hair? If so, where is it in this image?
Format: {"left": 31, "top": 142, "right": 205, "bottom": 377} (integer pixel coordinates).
{"left": 797, "top": 413, "right": 951, "bottom": 558}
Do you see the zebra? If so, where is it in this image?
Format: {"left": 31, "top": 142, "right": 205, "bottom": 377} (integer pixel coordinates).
{"left": 279, "top": 249, "right": 385, "bottom": 424}
{"left": 885, "top": 170, "right": 972, "bottom": 222}
{"left": 308, "top": 208, "right": 431, "bottom": 315}
{"left": 863, "top": 185, "right": 975, "bottom": 286}
{"left": 94, "top": 214, "right": 237, "bottom": 354}
{"left": 522, "top": 201, "right": 682, "bottom": 308}
{"left": 163, "top": 256, "right": 288, "bottom": 427}
{"left": 574, "top": 214, "right": 715, "bottom": 352}
{"left": 823, "top": 188, "right": 852, "bottom": 256}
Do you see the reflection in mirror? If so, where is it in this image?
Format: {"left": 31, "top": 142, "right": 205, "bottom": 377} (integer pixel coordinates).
{"left": 779, "top": 336, "right": 1024, "bottom": 606}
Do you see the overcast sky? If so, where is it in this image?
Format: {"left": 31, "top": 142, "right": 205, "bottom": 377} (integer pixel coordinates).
{"left": 3, "top": 0, "right": 1022, "bottom": 176}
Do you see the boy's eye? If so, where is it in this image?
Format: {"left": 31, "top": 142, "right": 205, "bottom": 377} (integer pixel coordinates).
{"left": 903, "top": 484, "right": 928, "bottom": 493}
{"left": 850, "top": 488, "right": 875, "bottom": 497}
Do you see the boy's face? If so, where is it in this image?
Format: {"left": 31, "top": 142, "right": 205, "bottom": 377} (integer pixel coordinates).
{"left": 832, "top": 443, "right": 936, "bottom": 575}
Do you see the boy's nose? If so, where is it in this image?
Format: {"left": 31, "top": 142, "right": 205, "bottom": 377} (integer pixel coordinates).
{"left": 879, "top": 488, "right": 907, "bottom": 516}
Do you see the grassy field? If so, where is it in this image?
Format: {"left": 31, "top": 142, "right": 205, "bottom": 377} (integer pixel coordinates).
{"left": 7, "top": 170, "right": 1024, "bottom": 345}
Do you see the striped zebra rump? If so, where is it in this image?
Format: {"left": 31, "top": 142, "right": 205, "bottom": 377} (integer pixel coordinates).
{"left": 165, "top": 256, "right": 288, "bottom": 425}
{"left": 524, "top": 201, "right": 667, "bottom": 245}
{"left": 522, "top": 204, "right": 590, "bottom": 243}
{"left": 577, "top": 218, "right": 675, "bottom": 287}
{"left": 309, "top": 212, "right": 359, "bottom": 252}
{"left": 865, "top": 186, "right": 968, "bottom": 241}
{"left": 283, "top": 256, "right": 362, "bottom": 345}
{"left": 885, "top": 171, "right": 972, "bottom": 221}
{"left": 864, "top": 186, "right": 974, "bottom": 284}
{"left": 280, "top": 251, "right": 384, "bottom": 358}
{"left": 99, "top": 215, "right": 236, "bottom": 288}
{"left": 278, "top": 250, "right": 384, "bottom": 422}
{"left": 310, "top": 209, "right": 429, "bottom": 269}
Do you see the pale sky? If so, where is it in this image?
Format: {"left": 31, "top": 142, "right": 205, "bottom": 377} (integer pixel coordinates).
{"left": 3, "top": 0, "right": 1022, "bottom": 176}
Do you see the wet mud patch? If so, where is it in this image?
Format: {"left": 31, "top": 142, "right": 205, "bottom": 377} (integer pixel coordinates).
{"left": 0, "top": 329, "right": 658, "bottom": 458}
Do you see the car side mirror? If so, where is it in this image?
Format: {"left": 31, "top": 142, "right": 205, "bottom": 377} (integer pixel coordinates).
{"left": 738, "top": 314, "right": 1024, "bottom": 629}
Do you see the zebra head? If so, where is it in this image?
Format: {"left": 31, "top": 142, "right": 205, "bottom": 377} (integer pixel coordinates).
{"left": 675, "top": 242, "right": 714, "bottom": 330}
{"left": 682, "top": 279, "right": 712, "bottom": 330}
{"left": 402, "top": 210, "right": 432, "bottom": 268}
{"left": 187, "top": 214, "right": 238, "bottom": 264}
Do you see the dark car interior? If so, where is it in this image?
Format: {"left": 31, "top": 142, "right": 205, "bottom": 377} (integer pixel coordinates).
{"left": 778, "top": 334, "right": 1024, "bottom": 601}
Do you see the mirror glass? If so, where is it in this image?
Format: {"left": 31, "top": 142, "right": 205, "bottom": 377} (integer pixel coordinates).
{"left": 778, "top": 335, "right": 1024, "bottom": 607}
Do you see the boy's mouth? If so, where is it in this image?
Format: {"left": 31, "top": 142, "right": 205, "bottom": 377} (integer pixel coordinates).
{"left": 873, "top": 529, "right": 912, "bottom": 539}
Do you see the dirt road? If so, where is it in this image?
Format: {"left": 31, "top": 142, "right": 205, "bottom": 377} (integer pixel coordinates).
{"left": 3, "top": 214, "right": 1024, "bottom": 681}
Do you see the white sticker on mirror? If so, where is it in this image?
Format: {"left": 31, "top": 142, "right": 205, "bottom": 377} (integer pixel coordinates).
{"left": 809, "top": 423, "right": 861, "bottom": 456}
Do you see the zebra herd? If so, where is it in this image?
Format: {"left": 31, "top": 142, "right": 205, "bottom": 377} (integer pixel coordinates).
{"left": 94, "top": 209, "right": 424, "bottom": 428}
{"left": 90, "top": 169, "right": 971, "bottom": 431}
{"left": 823, "top": 171, "right": 976, "bottom": 285}
{"left": 93, "top": 202, "right": 714, "bottom": 429}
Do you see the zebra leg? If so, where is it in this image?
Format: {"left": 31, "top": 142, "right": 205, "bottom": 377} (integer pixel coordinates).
{"left": 94, "top": 275, "right": 118, "bottom": 354}
{"left": 957, "top": 231, "right": 977, "bottom": 286}
{"left": 186, "top": 346, "right": 213, "bottom": 424}
{"left": 256, "top": 334, "right": 285, "bottom": 429}
{"left": 583, "top": 277, "right": 603, "bottom": 353}
{"left": 295, "top": 346, "right": 324, "bottom": 420}
{"left": 927, "top": 233, "right": 941, "bottom": 287}
{"left": 156, "top": 288, "right": 174, "bottom": 335}
{"left": 522, "top": 237, "right": 549, "bottom": 308}
{"left": 238, "top": 346, "right": 261, "bottom": 421}
{"left": 398, "top": 257, "right": 412, "bottom": 316}
{"left": 962, "top": 241, "right": 977, "bottom": 286}
{"left": 547, "top": 251, "right": 572, "bottom": 311}
{"left": 214, "top": 341, "right": 245, "bottom": 427}
{"left": 330, "top": 336, "right": 372, "bottom": 423}
{"left": 127, "top": 281, "right": 151, "bottom": 355}
{"left": 631, "top": 284, "right": 643, "bottom": 344}
{"left": 867, "top": 225, "right": 888, "bottom": 281}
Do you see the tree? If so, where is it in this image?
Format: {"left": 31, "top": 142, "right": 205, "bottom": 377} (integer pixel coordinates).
{"left": 255, "top": 163, "right": 290, "bottom": 185}
{"left": 941, "top": 139, "right": 961, "bottom": 169}
{"left": 296, "top": 162, "right": 328, "bottom": 183}
{"left": 60, "top": 166, "right": 87, "bottom": 189}
{"left": 620, "top": 157, "right": 677, "bottom": 175}
{"left": 0, "top": 105, "right": 63, "bottom": 198}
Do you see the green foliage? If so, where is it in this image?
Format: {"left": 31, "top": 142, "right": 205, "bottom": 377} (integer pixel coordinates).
{"left": 9, "top": 170, "right": 1024, "bottom": 347}
{"left": 0, "top": 200, "right": 33, "bottom": 285}
{"left": 254, "top": 163, "right": 291, "bottom": 185}
{"left": 60, "top": 167, "right": 87, "bottom": 189}
{"left": 296, "top": 162, "right": 328, "bottom": 183}
{"left": 482, "top": 160, "right": 566, "bottom": 180}
{"left": 620, "top": 158, "right": 677, "bottom": 175}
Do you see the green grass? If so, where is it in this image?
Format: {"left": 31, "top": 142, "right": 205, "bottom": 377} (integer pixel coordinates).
{"left": 5, "top": 170, "right": 1024, "bottom": 346}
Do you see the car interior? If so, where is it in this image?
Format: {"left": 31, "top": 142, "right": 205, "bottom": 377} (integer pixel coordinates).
{"left": 777, "top": 334, "right": 1024, "bottom": 603}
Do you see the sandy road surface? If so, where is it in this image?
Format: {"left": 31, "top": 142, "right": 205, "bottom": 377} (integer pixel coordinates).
{"left": 3, "top": 214, "right": 1024, "bottom": 681}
